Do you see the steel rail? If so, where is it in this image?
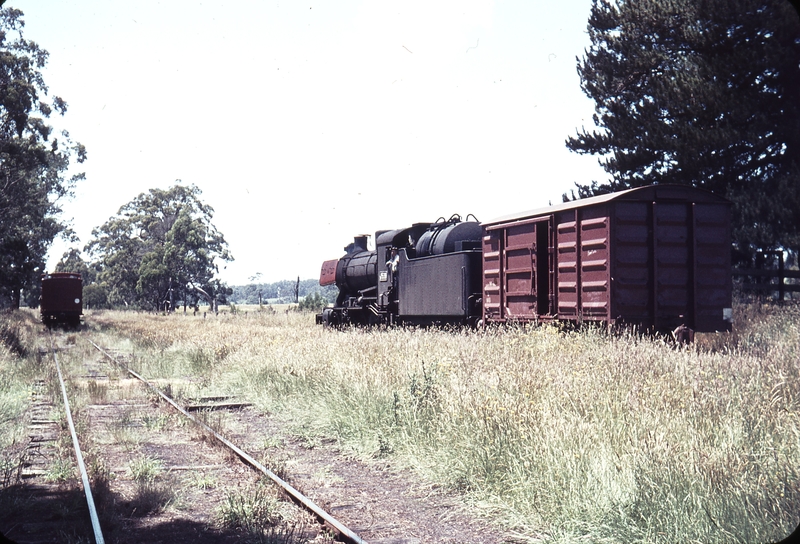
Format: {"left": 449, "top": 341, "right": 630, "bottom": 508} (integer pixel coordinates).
{"left": 88, "top": 340, "right": 366, "bottom": 544}
{"left": 49, "top": 333, "right": 106, "bottom": 544}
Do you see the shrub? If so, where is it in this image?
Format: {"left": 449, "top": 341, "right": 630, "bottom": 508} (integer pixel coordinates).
{"left": 297, "top": 292, "right": 327, "bottom": 313}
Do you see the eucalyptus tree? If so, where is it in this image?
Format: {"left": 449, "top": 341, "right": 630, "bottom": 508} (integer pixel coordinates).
{"left": 86, "top": 183, "right": 232, "bottom": 310}
{"left": 566, "top": 0, "right": 800, "bottom": 264}
{"left": 0, "top": 7, "right": 86, "bottom": 307}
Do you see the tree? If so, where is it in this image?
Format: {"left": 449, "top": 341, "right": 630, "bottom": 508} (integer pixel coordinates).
{"left": 55, "top": 248, "right": 108, "bottom": 309}
{"left": 86, "top": 183, "right": 233, "bottom": 311}
{"left": 566, "top": 0, "right": 800, "bottom": 264}
{"left": 0, "top": 7, "right": 86, "bottom": 307}
{"left": 297, "top": 291, "right": 328, "bottom": 312}
{"left": 55, "top": 248, "right": 95, "bottom": 280}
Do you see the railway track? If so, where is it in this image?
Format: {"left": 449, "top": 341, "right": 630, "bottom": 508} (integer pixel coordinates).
{"left": 6, "top": 330, "right": 366, "bottom": 544}
{"left": 5, "top": 327, "right": 509, "bottom": 544}
{"left": 88, "top": 340, "right": 366, "bottom": 544}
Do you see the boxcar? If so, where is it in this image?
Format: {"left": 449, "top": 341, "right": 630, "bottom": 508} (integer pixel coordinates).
{"left": 481, "top": 184, "right": 732, "bottom": 333}
{"left": 41, "top": 272, "right": 83, "bottom": 328}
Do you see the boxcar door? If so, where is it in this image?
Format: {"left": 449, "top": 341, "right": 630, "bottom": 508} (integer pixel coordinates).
{"left": 502, "top": 222, "right": 538, "bottom": 319}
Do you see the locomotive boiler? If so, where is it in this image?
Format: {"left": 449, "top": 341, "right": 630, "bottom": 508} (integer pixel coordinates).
{"left": 316, "top": 215, "right": 483, "bottom": 327}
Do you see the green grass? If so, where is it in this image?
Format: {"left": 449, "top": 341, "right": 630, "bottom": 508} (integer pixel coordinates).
{"left": 186, "top": 470, "right": 217, "bottom": 490}
{"left": 128, "top": 454, "right": 175, "bottom": 514}
{"left": 129, "top": 454, "right": 164, "bottom": 483}
{"left": 91, "top": 305, "right": 800, "bottom": 543}
{"left": 44, "top": 456, "right": 76, "bottom": 483}
{"left": 218, "top": 482, "right": 286, "bottom": 533}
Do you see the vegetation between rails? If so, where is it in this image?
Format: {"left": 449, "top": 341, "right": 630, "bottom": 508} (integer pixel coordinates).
{"left": 83, "top": 304, "right": 800, "bottom": 543}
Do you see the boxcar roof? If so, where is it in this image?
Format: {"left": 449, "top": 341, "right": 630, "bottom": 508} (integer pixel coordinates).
{"left": 483, "top": 184, "right": 729, "bottom": 227}
{"left": 42, "top": 272, "right": 82, "bottom": 280}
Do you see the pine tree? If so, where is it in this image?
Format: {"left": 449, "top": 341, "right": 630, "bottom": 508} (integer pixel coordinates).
{"left": 566, "top": 0, "right": 800, "bottom": 264}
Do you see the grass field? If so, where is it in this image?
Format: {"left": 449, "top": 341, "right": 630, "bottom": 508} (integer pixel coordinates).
{"left": 2, "top": 304, "right": 799, "bottom": 542}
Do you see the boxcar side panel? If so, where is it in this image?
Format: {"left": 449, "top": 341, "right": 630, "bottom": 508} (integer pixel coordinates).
{"left": 653, "top": 201, "right": 692, "bottom": 330}
{"left": 610, "top": 199, "right": 732, "bottom": 333}
{"left": 556, "top": 206, "right": 612, "bottom": 323}
{"left": 611, "top": 201, "right": 652, "bottom": 327}
{"left": 693, "top": 203, "right": 732, "bottom": 331}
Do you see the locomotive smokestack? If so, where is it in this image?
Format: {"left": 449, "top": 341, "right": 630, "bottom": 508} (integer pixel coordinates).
{"left": 353, "top": 235, "right": 368, "bottom": 251}
{"left": 344, "top": 235, "right": 369, "bottom": 254}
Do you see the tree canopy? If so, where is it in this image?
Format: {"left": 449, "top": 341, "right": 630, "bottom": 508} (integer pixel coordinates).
{"left": 0, "top": 7, "right": 86, "bottom": 307}
{"left": 86, "top": 183, "right": 233, "bottom": 311}
{"left": 566, "top": 0, "right": 800, "bottom": 264}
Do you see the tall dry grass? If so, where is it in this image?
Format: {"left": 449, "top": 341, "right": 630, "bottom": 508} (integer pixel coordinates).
{"left": 91, "top": 305, "right": 800, "bottom": 543}
{"left": 1, "top": 311, "right": 45, "bottom": 490}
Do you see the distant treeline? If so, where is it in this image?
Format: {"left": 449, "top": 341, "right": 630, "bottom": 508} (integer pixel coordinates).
{"left": 230, "top": 279, "right": 338, "bottom": 305}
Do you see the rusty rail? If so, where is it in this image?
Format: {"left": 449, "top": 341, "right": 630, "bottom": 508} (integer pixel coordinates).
{"left": 88, "top": 340, "right": 366, "bottom": 544}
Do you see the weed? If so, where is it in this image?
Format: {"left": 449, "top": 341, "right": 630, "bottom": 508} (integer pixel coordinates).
{"left": 262, "top": 436, "right": 285, "bottom": 449}
{"left": 106, "top": 407, "right": 138, "bottom": 446}
{"left": 86, "top": 380, "right": 107, "bottom": 404}
{"left": 128, "top": 455, "right": 174, "bottom": 515}
{"left": 260, "top": 451, "right": 290, "bottom": 482}
{"left": 311, "top": 467, "right": 342, "bottom": 487}
{"left": 187, "top": 471, "right": 216, "bottom": 490}
{"left": 192, "top": 409, "right": 228, "bottom": 449}
{"left": 141, "top": 412, "right": 169, "bottom": 431}
{"left": 0, "top": 443, "right": 24, "bottom": 488}
{"left": 128, "top": 455, "right": 163, "bottom": 483}
{"left": 0, "top": 321, "right": 26, "bottom": 357}
{"left": 45, "top": 457, "right": 75, "bottom": 483}
{"left": 130, "top": 479, "right": 175, "bottom": 516}
{"left": 218, "top": 483, "right": 285, "bottom": 533}
{"left": 244, "top": 524, "right": 310, "bottom": 544}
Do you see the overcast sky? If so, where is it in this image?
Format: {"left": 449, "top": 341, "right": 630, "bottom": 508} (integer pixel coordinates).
{"left": 14, "top": 0, "right": 606, "bottom": 285}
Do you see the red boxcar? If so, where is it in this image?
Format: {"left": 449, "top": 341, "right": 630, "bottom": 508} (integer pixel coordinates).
{"left": 41, "top": 272, "right": 83, "bottom": 328}
{"left": 481, "top": 185, "right": 732, "bottom": 333}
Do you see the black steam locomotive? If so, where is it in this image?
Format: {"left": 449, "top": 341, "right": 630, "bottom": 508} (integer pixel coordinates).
{"left": 316, "top": 215, "right": 484, "bottom": 327}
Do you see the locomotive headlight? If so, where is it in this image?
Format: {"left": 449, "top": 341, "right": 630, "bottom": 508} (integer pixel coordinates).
{"left": 75, "top": 298, "right": 81, "bottom": 304}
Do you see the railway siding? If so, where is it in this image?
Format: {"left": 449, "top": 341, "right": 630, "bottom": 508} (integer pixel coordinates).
{"left": 5, "top": 317, "right": 519, "bottom": 543}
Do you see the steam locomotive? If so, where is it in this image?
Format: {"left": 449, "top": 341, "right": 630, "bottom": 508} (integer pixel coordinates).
{"left": 317, "top": 214, "right": 484, "bottom": 327}
{"left": 317, "top": 185, "right": 734, "bottom": 333}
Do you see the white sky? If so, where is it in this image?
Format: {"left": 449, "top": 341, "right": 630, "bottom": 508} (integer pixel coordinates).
{"left": 13, "top": 0, "right": 606, "bottom": 285}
